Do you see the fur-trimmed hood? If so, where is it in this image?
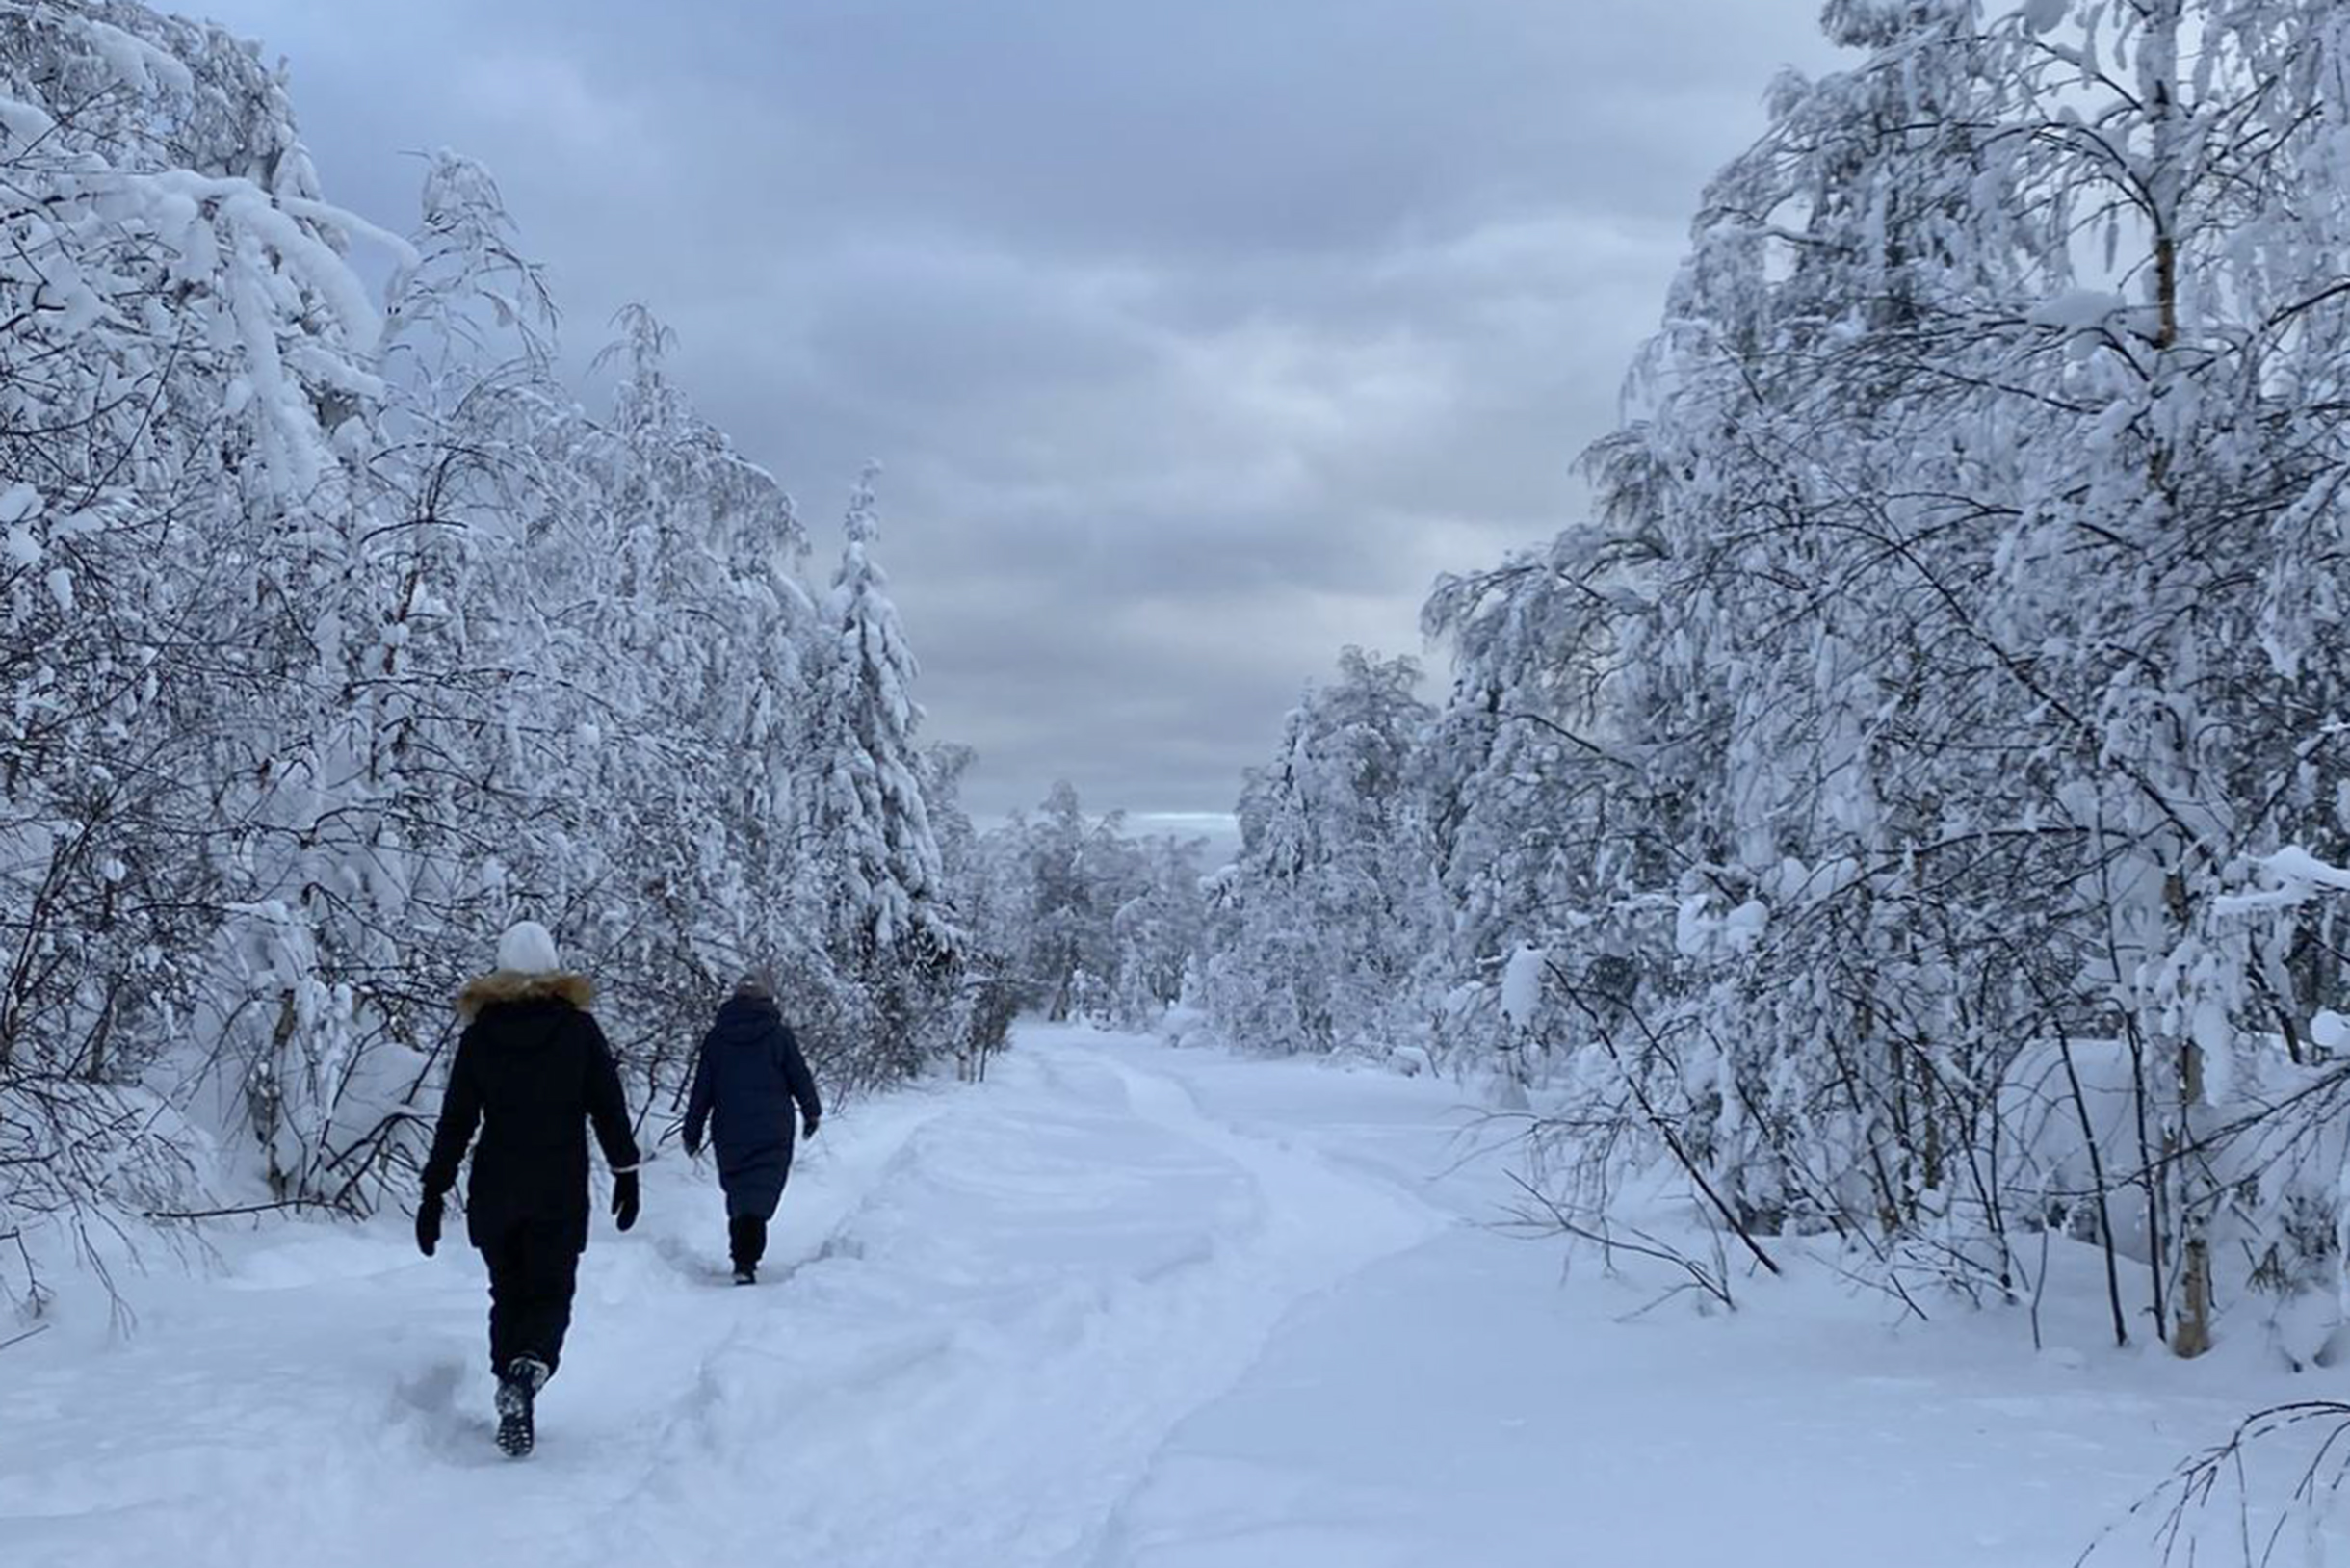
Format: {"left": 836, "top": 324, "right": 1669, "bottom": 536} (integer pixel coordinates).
{"left": 457, "top": 969, "right": 594, "bottom": 1022}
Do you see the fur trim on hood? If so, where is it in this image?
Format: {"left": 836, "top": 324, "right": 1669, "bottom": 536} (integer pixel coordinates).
{"left": 457, "top": 969, "right": 594, "bottom": 1022}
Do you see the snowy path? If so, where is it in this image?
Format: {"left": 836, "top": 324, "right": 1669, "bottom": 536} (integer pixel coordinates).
{"left": 1, "top": 1024, "right": 2323, "bottom": 1566}
{"left": 1, "top": 1028, "right": 1443, "bottom": 1568}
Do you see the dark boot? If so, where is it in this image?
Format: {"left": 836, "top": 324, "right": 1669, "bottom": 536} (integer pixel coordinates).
{"left": 495, "top": 1355, "right": 550, "bottom": 1457}
{"left": 728, "top": 1215, "right": 768, "bottom": 1285}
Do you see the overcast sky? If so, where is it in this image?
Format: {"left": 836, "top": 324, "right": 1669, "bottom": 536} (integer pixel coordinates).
{"left": 194, "top": 0, "right": 1839, "bottom": 831}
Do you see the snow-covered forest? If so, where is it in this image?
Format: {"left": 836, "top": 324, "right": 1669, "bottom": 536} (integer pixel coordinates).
{"left": 0, "top": 0, "right": 1000, "bottom": 1292}
{"left": 9, "top": 0, "right": 2350, "bottom": 1562}
{"left": 1204, "top": 0, "right": 2350, "bottom": 1370}
{"left": 0, "top": 0, "right": 1227, "bottom": 1307}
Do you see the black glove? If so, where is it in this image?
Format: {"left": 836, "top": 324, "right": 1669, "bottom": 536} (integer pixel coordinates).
{"left": 683, "top": 1130, "right": 702, "bottom": 1160}
{"left": 415, "top": 1192, "right": 444, "bottom": 1258}
{"left": 612, "top": 1169, "right": 640, "bottom": 1232}
{"left": 801, "top": 1111, "right": 821, "bottom": 1141}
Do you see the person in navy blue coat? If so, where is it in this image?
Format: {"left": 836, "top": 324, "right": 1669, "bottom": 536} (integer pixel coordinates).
{"left": 683, "top": 975, "right": 823, "bottom": 1284}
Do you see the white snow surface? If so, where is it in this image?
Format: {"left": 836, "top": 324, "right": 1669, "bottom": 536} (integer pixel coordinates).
{"left": 2, "top": 1024, "right": 2333, "bottom": 1566}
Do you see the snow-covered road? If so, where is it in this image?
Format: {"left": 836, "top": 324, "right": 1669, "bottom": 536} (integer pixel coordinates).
{"left": 0, "top": 1025, "right": 2324, "bottom": 1566}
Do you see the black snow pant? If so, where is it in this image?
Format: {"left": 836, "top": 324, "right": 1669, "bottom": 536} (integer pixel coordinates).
{"left": 728, "top": 1215, "right": 769, "bottom": 1271}
{"left": 481, "top": 1220, "right": 581, "bottom": 1377}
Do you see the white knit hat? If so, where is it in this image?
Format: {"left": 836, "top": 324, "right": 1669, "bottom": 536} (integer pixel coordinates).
{"left": 497, "top": 920, "right": 561, "bottom": 976}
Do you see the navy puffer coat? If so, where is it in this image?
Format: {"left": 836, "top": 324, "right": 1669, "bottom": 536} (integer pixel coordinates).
{"left": 683, "top": 996, "right": 822, "bottom": 1219}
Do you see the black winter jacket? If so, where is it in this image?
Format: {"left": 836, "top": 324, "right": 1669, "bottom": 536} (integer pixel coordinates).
{"left": 421, "top": 971, "right": 640, "bottom": 1252}
{"left": 683, "top": 995, "right": 822, "bottom": 1219}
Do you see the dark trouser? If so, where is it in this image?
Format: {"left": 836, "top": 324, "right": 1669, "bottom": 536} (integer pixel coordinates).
{"left": 728, "top": 1215, "right": 769, "bottom": 1270}
{"left": 481, "top": 1220, "right": 581, "bottom": 1377}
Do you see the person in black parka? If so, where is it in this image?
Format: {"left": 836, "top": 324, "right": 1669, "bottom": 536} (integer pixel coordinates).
{"left": 416, "top": 921, "right": 641, "bottom": 1457}
{"left": 683, "top": 974, "right": 822, "bottom": 1285}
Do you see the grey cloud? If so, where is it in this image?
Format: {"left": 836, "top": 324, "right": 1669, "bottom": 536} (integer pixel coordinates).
{"left": 198, "top": 0, "right": 1838, "bottom": 823}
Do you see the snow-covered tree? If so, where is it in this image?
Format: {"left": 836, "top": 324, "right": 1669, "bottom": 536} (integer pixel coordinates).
{"left": 998, "top": 781, "right": 1135, "bottom": 1018}
{"left": 805, "top": 471, "right": 963, "bottom": 1080}
{"left": 545, "top": 303, "right": 818, "bottom": 1102}
{"left": 1109, "top": 836, "right": 1209, "bottom": 1031}
{"left": 0, "top": 0, "right": 412, "bottom": 1230}
{"left": 1203, "top": 650, "right": 1439, "bottom": 1061}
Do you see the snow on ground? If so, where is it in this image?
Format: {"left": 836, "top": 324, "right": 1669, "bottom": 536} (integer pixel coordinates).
{"left": 1, "top": 1023, "right": 2337, "bottom": 1566}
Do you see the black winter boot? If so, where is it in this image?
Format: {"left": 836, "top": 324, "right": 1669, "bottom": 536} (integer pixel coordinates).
{"left": 495, "top": 1356, "right": 550, "bottom": 1457}
{"left": 728, "top": 1215, "right": 768, "bottom": 1285}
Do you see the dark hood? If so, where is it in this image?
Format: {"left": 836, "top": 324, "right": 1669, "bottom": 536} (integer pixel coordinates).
{"left": 711, "top": 994, "right": 783, "bottom": 1042}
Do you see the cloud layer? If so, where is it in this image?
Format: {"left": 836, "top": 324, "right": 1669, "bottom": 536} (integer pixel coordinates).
{"left": 199, "top": 0, "right": 1838, "bottom": 821}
